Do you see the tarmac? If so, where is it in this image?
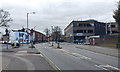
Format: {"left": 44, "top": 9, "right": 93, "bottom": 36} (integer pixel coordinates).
{"left": 0, "top": 44, "right": 57, "bottom": 71}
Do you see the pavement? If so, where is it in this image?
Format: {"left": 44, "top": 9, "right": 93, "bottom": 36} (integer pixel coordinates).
{"left": 36, "top": 42, "right": 119, "bottom": 71}
{"left": 1, "top": 44, "right": 39, "bottom": 54}
{"left": 0, "top": 44, "right": 57, "bottom": 71}
{"left": 53, "top": 42, "right": 119, "bottom": 58}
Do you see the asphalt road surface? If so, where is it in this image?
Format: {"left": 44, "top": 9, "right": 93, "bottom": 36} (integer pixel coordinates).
{"left": 1, "top": 44, "right": 55, "bottom": 71}
{"left": 36, "top": 43, "right": 119, "bottom": 71}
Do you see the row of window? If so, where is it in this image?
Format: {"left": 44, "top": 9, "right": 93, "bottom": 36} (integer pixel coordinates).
{"left": 73, "top": 30, "right": 94, "bottom": 33}
{"left": 107, "top": 31, "right": 119, "bottom": 33}
{"left": 73, "top": 23, "right": 94, "bottom": 27}
{"left": 107, "top": 24, "right": 118, "bottom": 28}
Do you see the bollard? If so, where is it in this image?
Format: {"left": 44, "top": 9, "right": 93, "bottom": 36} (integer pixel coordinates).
{"left": 52, "top": 42, "right": 53, "bottom": 46}
{"left": 57, "top": 43, "right": 60, "bottom": 48}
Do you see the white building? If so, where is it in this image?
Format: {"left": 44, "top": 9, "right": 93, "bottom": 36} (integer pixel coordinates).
{"left": 9, "top": 30, "right": 30, "bottom": 43}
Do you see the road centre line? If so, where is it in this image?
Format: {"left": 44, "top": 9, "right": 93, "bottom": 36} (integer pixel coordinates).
{"left": 95, "top": 65, "right": 108, "bottom": 70}
{"left": 95, "top": 64, "right": 120, "bottom": 71}
{"left": 58, "top": 48, "right": 120, "bottom": 71}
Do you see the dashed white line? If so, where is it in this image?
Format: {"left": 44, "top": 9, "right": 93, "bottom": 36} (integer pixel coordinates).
{"left": 95, "top": 65, "right": 108, "bottom": 70}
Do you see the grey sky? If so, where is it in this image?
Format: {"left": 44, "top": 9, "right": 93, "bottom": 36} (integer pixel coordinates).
{"left": 0, "top": 0, "right": 119, "bottom": 34}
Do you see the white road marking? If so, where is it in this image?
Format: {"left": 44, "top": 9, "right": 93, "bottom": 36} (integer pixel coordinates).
{"left": 72, "top": 53, "right": 92, "bottom": 60}
{"left": 59, "top": 49, "right": 92, "bottom": 60}
{"left": 15, "top": 53, "right": 43, "bottom": 57}
{"left": 17, "top": 51, "right": 27, "bottom": 53}
{"left": 95, "top": 65, "right": 108, "bottom": 70}
{"left": 95, "top": 64, "right": 120, "bottom": 70}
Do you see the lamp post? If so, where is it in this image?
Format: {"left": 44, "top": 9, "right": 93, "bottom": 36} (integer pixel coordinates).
{"left": 26, "top": 12, "right": 35, "bottom": 44}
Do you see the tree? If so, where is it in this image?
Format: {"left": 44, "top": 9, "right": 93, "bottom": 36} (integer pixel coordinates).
{"left": 113, "top": 1, "right": 120, "bottom": 48}
{"left": 52, "top": 26, "right": 62, "bottom": 42}
{"left": 0, "top": 9, "right": 13, "bottom": 27}
{"left": 44, "top": 28, "right": 50, "bottom": 41}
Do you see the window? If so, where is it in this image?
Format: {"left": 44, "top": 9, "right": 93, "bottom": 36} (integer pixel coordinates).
{"left": 88, "top": 30, "right": 93, "bottom": 33}
{"left": 79, "top": 23, "right": 83, "bottom": 27}
{"left": 111, "top": 25, "right": 116, "bottom": 28}
{"left": 84, "top": 30, "right": 87, "bottom": 33}
{"left": 84, "top": 24, "right": 86, "bottom": 27}
{"left": 20, "top": 33, "right": 24, "bottom": 37}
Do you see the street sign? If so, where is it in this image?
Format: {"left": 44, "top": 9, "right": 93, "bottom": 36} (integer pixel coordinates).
{"left": 76, "top": 33, "right": 83, "bottom": 36}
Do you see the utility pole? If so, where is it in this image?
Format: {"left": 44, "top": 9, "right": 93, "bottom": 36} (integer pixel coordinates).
{"left": 26, "top": 12, "right": 35, "bottom": 44}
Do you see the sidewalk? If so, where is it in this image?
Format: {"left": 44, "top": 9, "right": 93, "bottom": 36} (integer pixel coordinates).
{"left": 1, "top": 44, "right": 39, "bottom": 54}
{"left": 1, "top": 44, "right": 56, "bottom": 71}
{"left": 75, "top": 44, "right": 119, "bottom": 58}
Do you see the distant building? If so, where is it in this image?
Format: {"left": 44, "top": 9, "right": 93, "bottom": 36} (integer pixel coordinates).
{"left": 9, "top": 30, "right": 30, "bottom": 43}
{"left": 33, "top": 30, "right": 47, "bottom": 43}
{"left": 64, "top": 19, "right": 106, "bottom": 43}
{"left": 107, "top": 22, "right": 119, "bottom": 36}
{"left": 5, "top": 28, "right": 47, "bottom": 44}
{"left": 3, "top": 34, "right": 9, "bottom": 42}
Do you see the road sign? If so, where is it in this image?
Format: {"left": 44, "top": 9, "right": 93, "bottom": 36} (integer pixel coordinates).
{"left": 76, "top": 33, "right": 83, "bottom": 36}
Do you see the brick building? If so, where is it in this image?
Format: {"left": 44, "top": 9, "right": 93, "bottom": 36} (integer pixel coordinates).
{"left": 33, "top": 30, "right": 47, "bottom": 43}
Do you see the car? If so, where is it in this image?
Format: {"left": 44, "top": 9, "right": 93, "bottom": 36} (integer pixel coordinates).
{"left": 11, "top": 41, "right": 20, "bottom": 48}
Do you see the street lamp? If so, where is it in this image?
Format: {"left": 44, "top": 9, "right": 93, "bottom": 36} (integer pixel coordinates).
{"left": 26, "top": 12, "right": 35, "bottom": 43}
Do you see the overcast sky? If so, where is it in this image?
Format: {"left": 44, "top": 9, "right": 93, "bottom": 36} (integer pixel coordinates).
{"left": 0, "top": 0, "right": 119, "bottom": 34}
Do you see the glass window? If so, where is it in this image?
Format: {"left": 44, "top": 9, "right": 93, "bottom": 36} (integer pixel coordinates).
{"left": 88, "top": 30, "right": 93, "bottom": 33}
{"left": 84, "top": 30, "right": 86, "bottom": 33}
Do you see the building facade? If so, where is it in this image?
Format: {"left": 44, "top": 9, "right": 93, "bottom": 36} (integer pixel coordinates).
{"left": 34, "top": 30, "right": 47, "bottom": 43}
{"left": 64, "top": 19, "right": 106, "bottom": 43}
{"left": 107, "top": 22, "right": 119, "bottom": 36}
{"left": 9, "top": 30, "right": 30, "bottom": 44}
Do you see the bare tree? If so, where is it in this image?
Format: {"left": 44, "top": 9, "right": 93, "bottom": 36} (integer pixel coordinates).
{"left": 113, "top": 1, "right": 120, "bottom": 48}
{"left": 44, "top": 28, "right": 50, "bottom": 41}
{"left": 52, "top": 26, "right": 62, "bottom": 42}
{"left": 0, "top": 9, "right": 13, "bottom": 27}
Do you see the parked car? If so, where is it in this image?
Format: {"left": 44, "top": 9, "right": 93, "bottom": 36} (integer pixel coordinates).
{"left": 11, "top": 41, "right": 20, "bottom": 48}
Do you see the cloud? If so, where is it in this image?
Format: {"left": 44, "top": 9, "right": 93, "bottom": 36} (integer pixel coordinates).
{"left": 0, "top": 0, "right": 118, "bottom": 34}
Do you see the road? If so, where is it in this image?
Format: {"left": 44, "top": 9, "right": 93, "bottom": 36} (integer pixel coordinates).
{"left": 0, "top": 44, "right": 55, "bottom": 71}
{"left": 36, "top": 42, "right": 119, "bottom": 71}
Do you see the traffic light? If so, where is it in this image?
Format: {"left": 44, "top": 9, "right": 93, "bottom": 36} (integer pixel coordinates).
{"left": 5, "top": 29, "right": 8, "bottom": 36}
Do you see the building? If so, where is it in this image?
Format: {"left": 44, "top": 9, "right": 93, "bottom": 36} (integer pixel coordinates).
{"left": 107, "top": 22, "right": 119, "bottom": 36}
{"left": 2, "top": 34, "right": 9, "bottom": 42}
{"left": 64, "top": 19, "right": 106, "bottom": 43}
{"left": 9, "top": 30, "right": 30, "bottom": 44}
{"left": 33, "top": 30, "right": 47, "bottom": 43}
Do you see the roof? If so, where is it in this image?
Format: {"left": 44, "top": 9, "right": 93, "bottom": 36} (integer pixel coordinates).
{"left": 64, "top": 19, "right": 98, "bottom": 30}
